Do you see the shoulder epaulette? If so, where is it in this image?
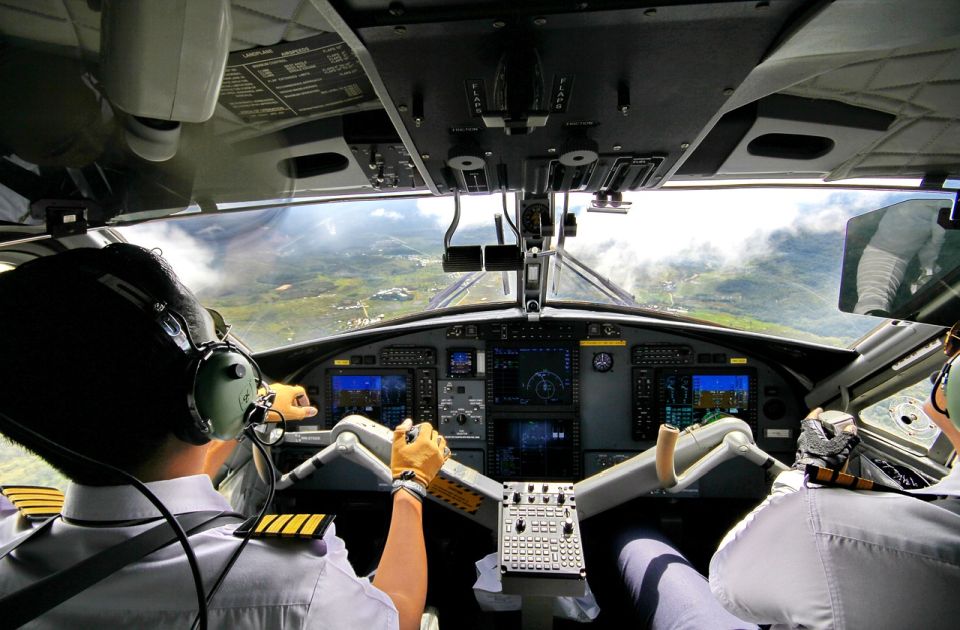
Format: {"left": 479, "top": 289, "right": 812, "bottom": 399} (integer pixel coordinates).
{"left": 0, "top": 485, "right": 65, "bottom": 520}
{"left": 233, "top": 513, "right": 335, "bottom": 540}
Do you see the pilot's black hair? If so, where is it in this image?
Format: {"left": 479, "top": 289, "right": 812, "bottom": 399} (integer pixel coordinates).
{"left": 0, "top": 244, "right": 210, "bottom": 484}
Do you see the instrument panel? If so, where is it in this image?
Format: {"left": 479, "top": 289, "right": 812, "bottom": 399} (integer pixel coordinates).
{"left": 282, "top": 318, "right": 806, "bottom": 496}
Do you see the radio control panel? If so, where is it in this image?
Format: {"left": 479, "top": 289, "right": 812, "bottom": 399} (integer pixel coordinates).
{"left": 439, "top": 379, "right": 485, "bottom": 440}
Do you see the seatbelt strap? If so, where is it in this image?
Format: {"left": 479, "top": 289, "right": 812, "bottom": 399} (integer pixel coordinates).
{"left": 0, "top": 510, "right": 241, "bottom": 627}
{"left": 0, "top": 516, "right": 58, "bottom": 562}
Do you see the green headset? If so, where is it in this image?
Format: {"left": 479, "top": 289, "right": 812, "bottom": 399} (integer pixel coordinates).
{"left": 95, "top": 273, "right": 267, "bottom": 445}
{"left": 944, "top": 367, "right": 960, "bottom": 429}
{"left": 931, "top": 349, "right": 960, "bottom": 431}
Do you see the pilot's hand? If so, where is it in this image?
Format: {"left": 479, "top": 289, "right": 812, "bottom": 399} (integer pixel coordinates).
{"left": 793, "top": 407, "right": 860, "bottom": 471}
{"left": 265, "top": 383, "right": 318, "bottom": 422}
{"left": 391, "top": 419, "right": 450, "bottom": 489}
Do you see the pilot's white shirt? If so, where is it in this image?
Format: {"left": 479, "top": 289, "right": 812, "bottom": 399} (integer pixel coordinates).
{"left": 0, "top": 474, "right": 398, "bottom": 629}
{"left": 709, "top": 466, "right": 960, "bottom": 630}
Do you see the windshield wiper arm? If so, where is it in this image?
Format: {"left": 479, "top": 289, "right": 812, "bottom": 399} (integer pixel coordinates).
{"left": 553, "top": 249, "right": 638, "bottom": 307}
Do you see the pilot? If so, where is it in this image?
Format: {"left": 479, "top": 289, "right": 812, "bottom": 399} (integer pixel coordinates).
{"left": 613, "top": 330, "right": 960, "bottom": 629}
{"left": 709, "top": 328, "right": 960, "bottom": 628}
{"left": 0, "top": 243, "right": 449, "bottom": 629}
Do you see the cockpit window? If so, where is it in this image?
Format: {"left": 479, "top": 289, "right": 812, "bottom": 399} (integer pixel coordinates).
{"left": 116, "top": 187, "right": 954, "bottom": 351}
{"left": 554, "top": 189, "right": 955, "bottom": 348}
{"left": 118, "top": 198, "right": 517, "bottom": 351}
{"left": 0, "top": 440, "right": 67, "bottom": 488}
{"left": 859, "top": 376, "right": 941, "bottom": 450}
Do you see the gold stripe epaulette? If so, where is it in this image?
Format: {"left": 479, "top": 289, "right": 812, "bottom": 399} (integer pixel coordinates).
{"left": 234, "top": 513, "right": 335, "bottom": 540}
{"left": 1, "top": 485, "right": 65, "bottom": 520}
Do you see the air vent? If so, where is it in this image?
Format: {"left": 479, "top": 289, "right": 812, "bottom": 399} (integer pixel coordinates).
{"left": 278, "top": 153, "right": 349, "bottom": 179}
{"left": 747, "top": 133, "right": 835, "bottom": 160}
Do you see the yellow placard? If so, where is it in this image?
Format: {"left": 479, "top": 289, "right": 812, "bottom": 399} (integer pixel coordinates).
{"left": 730, "top": 357, "right": 748, "bottom": 365}
{"left": 334, "top": 359, "right": 351, "bottom": 366}
{"left": 579, "top": 340, "right": 627, "bottom": 347}
{"left": 427, "top": 477, "right": 484, "bottom": 514}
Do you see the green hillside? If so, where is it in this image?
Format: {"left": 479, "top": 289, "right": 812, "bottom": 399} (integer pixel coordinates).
{"left": 0, "top": 439, "right": 67, "bottom": 488}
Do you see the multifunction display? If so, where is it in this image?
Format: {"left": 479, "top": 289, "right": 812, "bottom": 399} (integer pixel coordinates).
{"left": 492, "top": 419, "right": 576, "bottom": 479}
{"left": 662, "top": 373, "right": 750, "bottom": 429}
{"left": 328, "top": 371, "right": 411, "bottom": 429}
{"left": 490, "top": 346, "right": 576, "bottom": 408}
{"left": 633, "top": 368, "right": 757, "bottom": 439}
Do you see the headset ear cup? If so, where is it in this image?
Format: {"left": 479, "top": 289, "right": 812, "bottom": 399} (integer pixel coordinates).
{"left": 189, "top": 348, "right": 260, "bottom": 442}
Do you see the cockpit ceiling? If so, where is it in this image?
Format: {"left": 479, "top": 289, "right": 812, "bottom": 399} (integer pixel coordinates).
{"left": 784, "top": 40, "right": 960, "bottom": 181}
{"left": 0, "top": 0, "right": 363, "bottom": 137}
{"left": 0, "top": 0, "right": 335, "bottom": 53}
{"left": 1, "top": 0, "right": 960, "bottom": 224}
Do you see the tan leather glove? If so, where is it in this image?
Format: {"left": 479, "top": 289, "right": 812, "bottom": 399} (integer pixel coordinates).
{"left": 391, "top": 419, "right": 450, "bottom": 488}
{"left": 261, "top": 384, "right": 318, "bottom": 422}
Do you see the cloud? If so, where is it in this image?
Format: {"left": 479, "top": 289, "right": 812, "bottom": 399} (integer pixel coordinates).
{"left": 415, "top": 195, "right": 506, "bottom": 228}
{"left": 564, "top": 189, "right": 901, "bottom": 292}
{"left": 318, "top": 217, "right": 337, "bottom": 236}
{"left": 371, "top": 207, "right": 402, "bottom": 220}
{"left": 119, "top": 222, "right": 223, "bottom": 292}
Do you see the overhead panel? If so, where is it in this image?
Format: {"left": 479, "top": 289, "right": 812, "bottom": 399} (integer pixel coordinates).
{"left": 349, "top": 1, "right": 809, "bottom": 193}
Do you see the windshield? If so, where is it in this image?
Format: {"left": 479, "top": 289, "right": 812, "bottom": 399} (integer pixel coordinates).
{"left": 117, "top": 187, "right": 955, "bottom": 351}
{"left": 118, "top": 197, "right": 516, "bottom": 351}
{"left": 554, "top": 188, "right": 955, "bottom": 347}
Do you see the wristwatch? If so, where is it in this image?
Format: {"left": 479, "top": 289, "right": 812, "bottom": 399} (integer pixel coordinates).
{"left": 391, "top": 478, "right": 427, "bottom": 501}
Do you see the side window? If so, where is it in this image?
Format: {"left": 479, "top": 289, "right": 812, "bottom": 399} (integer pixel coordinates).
{"left": 859, "top": 376, "right": 941, "bottom": 449}
{"left": 0, "top": 440, "right": 68, "bottom": 488}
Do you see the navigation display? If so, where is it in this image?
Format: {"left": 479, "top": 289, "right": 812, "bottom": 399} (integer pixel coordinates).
{"left": 490, "top": 346, "right": 575, "bottom": 407}
{"left": 330, "top": 373, "right": 409, "bottom": 428}
{"left": 661, "top": 372, "right": 751, "bottom": 429}
{"left": 493, "top": 419, "right": 575, "bottom": 479}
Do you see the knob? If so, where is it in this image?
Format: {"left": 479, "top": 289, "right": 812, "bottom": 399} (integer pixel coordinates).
{"left": 512, "top": 491, "right": 521, "bottom": 503}
{"left": 541, "top": 483, "right": 549, "bottom": 492}
{"left": 515, "top": 517, "right": 526, "bottom": 533}
{"left": 527, "top": 483, "right": 534, "bottom": 492}
{"left": 542, "top": 494, "right": 550, "bottom": 503}
{"left": 456, "top": 413, "right": 468, "bottom": 425}
{"left": 447, "top": 145, "right": 486, "bottom": 171}
{"left": 557, "top": 490, "right": 566, "bottom": 504}
{"left": 528, "top": 495, "right": 536, "bottom": 502}
{"left": 558, "top": 135, "right": 599, "bottom": 167}
{"left": 563, "top": 518, "right": 574, "bottom": 535}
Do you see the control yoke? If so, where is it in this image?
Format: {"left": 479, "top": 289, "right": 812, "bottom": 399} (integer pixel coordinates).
{"left": 274, "top": 415, "right": 788, "bottom": 530}
{"left": 654, "top": 422, "right": 790, "bottom": 493}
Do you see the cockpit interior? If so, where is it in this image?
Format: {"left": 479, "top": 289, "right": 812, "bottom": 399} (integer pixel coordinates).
{"left": 1, "top": 1, "right": 959, "bottom": 627}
